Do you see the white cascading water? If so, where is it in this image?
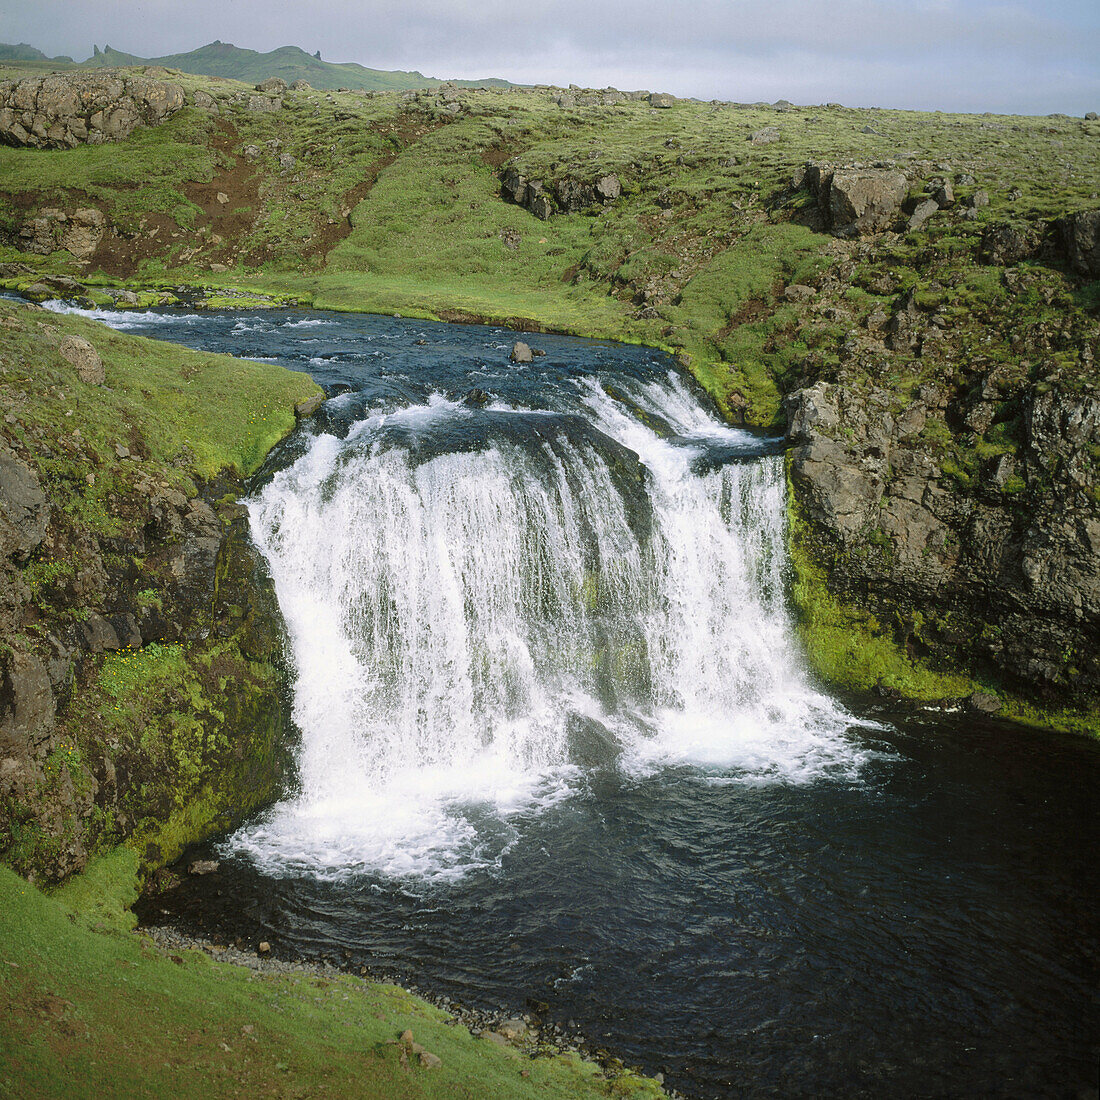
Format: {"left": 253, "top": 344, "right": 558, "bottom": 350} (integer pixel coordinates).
{"left": 227, "top": 374, "right": 867, "bottom": 880}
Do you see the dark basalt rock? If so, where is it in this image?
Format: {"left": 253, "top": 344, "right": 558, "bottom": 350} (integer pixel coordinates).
{"left": 501, "top": 166, "right": 623, "bottom": 219}
{"left": 786, "top": 379, "right": 1100, "bottom": 706}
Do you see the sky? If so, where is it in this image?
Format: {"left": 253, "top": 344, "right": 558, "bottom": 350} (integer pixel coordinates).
{"left": 2, "top": 0, "right": 1098, "bottom": 115}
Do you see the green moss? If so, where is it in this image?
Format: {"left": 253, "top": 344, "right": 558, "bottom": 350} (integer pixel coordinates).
{"left": 0, "top": 860, "right": 667, "bottom": 1100}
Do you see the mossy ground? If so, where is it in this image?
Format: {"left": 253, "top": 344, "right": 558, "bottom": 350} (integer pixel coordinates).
{"left": 0, "top": 855, "right": 664, "bottom": 1100}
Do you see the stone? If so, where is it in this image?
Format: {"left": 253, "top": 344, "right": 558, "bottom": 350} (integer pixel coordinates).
{"left": 826, "top": 169, "right": 908, "bottom": 234}
{"left": 1086, "top": 112, "right": 1098, "bottom": 121}
{"left": 192, "top": 90, "right": 218, "bottom": 112}
{"left": 908, "top": 198, "right": 939, "bottom": 231}
{"left": 187, "top": 859, "right": 219, "bottom": 875}
{"left": 290, "top": 80, "right": 312, "bottom": 91}
{"left": 247, "top": 95, "right": 282, "bottom": 113}
{"left": 749, "top": 126, "right": 781, "bottom": 145}
{"left": 278, "top": 153, "right": 296, "bottom": 171}
{"left": 58, "top": 335, "right": 105, "bottom": 385}
{"left": 0, "top": 448, "right": 48, "bottom": 562}
{"left": 933, "top": 180, "right": 955, "bottom": 207}
{"left": 255, "top": 78, "right": 288, "bottom": 94}
{"left": 0, "top": 650, "right": 54, "bottom": 756}
{"left": 967, "top": 691, "right": 1002, "bottom": 714}
{"left": 78, "top": 612, "right": 121, "bottom": 653}
{"left": 510, "top": 341, "right": 533, "bottom": 363}
{"left": 979, "top": 221, "right": 1041, "bottom": 266}
{"left": 782, "top": 284, "right": 816, "bottom": 303}
{"left": 648, "top": 92, "right": 674, "bottom": 108}
{"left": 295, "top": 393, "right": 325, "bottom": 419}
{"left": 1055, "top": 209, "right": 1100, "bottom": 277}
{"left": 216, "top": 192, "right": 229, "bottom": 204}
{"left": 258, "top": 941, "right": 271, "bottom": 954}
{"left": 594, "top": 174, "right": 621, "bottom": 201}
{"left": 498, "top": 1018, "right": 527, "bottom": 1040}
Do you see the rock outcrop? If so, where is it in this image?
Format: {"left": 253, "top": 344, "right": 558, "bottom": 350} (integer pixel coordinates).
{"left": 803, "top": 165, "right": 910, "bottom": 236}
{"left": 0, "top": 71, "right": 184, "bottom": 148}
{"left": 0, "top": 307, "right": 297, "bottom": 882}
{"left": 16, "top": 207, "right": 108, "bottom": 260}
{"left": 501, "top": 167, "right": 623, "bottom": 219}
{"left": 786, "top": 380, "right": 1100, "bottom": 705}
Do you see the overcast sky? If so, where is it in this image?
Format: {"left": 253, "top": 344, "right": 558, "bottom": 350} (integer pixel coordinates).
{"left": 2, "top": 0, "right": 1098, "bottom": 115}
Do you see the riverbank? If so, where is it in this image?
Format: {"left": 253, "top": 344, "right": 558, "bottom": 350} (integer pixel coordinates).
{"left": 0, "top": 851, "right": 667, "bottom": 1099}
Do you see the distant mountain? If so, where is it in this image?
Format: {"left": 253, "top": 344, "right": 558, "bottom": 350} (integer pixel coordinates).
{"left": 70, "top": 40, "right": 511, "bottom": 92}
{"left": 0, "top": 42, "right": 74, "bottom": 63}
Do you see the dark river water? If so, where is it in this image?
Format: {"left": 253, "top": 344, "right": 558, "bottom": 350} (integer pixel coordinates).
{"left": 52, "top": 303, "right": 1100, "bottom": 1098}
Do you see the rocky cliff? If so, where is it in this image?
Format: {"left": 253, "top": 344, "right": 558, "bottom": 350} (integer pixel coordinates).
{"left": 786, "top": 379, "right": 1099, "bottom": 714}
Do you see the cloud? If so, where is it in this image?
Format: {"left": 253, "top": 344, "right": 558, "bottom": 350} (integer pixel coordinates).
{"left": 1, "top": 0, "right": 1097, "bottom": 113}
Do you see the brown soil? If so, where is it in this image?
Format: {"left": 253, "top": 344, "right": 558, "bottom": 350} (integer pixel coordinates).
{"left": 716, "top": 279, "right": 785, "bottom": 338}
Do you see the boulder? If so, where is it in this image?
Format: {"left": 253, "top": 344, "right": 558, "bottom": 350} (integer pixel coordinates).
{"left": 58, "top": 335, "right": 105, "bottom": 385}
{"left": 17, "top": 207, "right": 104, "bottom": 259}
{"left": 979, "top": 221, "right": 1041, "bottom": 266}
{"left": 1055, "top": 209, "right": 1100, "bottom": 277}
{"left": 290, "top": 80, "right": 312, "bottom": 91}
{"left": 510, "top": 341, "right": 533, "bottom": 363}
{"left": 649, "top": 92, "right": 675, "bottom": 109}
{"left": 782, "top": 284, "right": 816, "bottom": 303}
{"left": 825, "top": 168, "right": 908, "bottom": 235}
{"left": 60, "top": 208, "right": 106, "bottom": 260}
{"left": 255, "top": 78, "right": 288, "bottom": 94}
{"left": 246, "top": 95, "right": 282, "bottom": 113}
{"left": 907, "top": 198, "right": 939, "bottom": 232}
{"left": 595, "top": 174, "right": 622, "bottom": 201}
{"left": 192, "top": 90, "right": 218, "bottom": 112}
{"left": 933, "top": 180, "right": 955, "bottom": 207}
{"left": 0, "top": 649, "right": 54, "bottom": 756}
{"left": 295, "top": 393, "right": 324, "bottom": 418}
{"left": 0, "top": 71, "right": 184, "bottom": 148}
{"left": 749, "top": 126, "right": 780, "bottom": 145}
{"left": 0, "top": 447, "right": 48, "bottom": 562}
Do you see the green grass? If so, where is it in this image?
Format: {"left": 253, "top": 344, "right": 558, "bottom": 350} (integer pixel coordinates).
{"left": 3, "top": 72, "right": 1097, "bottom": 425}
{"left": 0, "top": 856, "right": 664, "bottom": 1100}
{"left": 0, "top": 299, "right": 319, "bottom": 488}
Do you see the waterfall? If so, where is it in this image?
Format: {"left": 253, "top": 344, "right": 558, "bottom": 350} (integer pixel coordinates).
{"left": 227, "top": 373, "right": 865, "bottom": 880}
